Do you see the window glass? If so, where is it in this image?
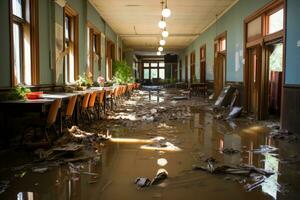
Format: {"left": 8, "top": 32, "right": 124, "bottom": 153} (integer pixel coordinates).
{"left": 151, "top": 62, "right": 158, "bottom": 67}
{"left": 151, "top": 69, "right": 158, "bottom": 78}
{"left": 13, "top": 23, "right": 22, "bottom": 84}
{"left": 65, "top": 16, "right": 70, "bottom": 42}
{"left": 12, "top": 0, "right": 23, "bottom": 18}
{"left": 143, "top": 69, "right": 149, "bottom": 79}
{"left": 268, "top": 9, "right": 283, "bottom": 34}
{"left": 143, "top": 63, "right": 149, "bottom": 67}
{"left": 247, "top": 16, "right": 262, "bottom": 40}
{"left": 159, "top": 68, "right": 165, "bottom": 79}
{"left": 220, "top": 39, "right": 226, "bottom": 51}
{"left": 269, "top": 43, "right": 283, "bottom": 72}
{"left": 159, "top": 62, "right": 165, "bottom": 67}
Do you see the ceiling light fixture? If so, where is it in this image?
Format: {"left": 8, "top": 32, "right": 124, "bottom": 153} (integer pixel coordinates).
{"left": 159, "top": 39, "right": 166, "bottom": 46}
{"left": 162, "top": 0, "right": 171, "bottom": 18}
{"left": 158, "top": 17, "right": 167, "bottom": 29}
{"left": 158, "top": 46, "right": 163, "bottom": 52}
{"left": 162, "top": 29, "right": 169, "bottom": 38}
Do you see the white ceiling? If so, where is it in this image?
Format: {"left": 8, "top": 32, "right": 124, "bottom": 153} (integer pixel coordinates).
{"left": 90, "top": 0, "right": 237, "bottom": 53}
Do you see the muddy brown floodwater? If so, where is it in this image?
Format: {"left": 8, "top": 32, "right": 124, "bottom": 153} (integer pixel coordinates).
{"left": 1, "top": 88, "right": 300, "bottom": 200}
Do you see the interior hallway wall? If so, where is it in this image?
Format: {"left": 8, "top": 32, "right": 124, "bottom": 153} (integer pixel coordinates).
{"left": 178, "top": 0, "right": 272, "bottom": 83}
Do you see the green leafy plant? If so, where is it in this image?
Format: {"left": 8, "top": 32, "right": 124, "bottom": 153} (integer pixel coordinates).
{"left": 76, "top": 73, "right": 93, "bottom": 88}
{"left": 9, "top": 85, "right": 31, "bottom": 100}
{"left": 112, "top": 60, "right": 134, "bottom": 84}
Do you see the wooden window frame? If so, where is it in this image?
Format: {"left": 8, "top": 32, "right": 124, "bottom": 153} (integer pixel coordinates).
{"left": 87, "top": 23, "right": 101, "bottom": 79}
{"left": 9, "top": 0, "right": 39, "bottom": 86}
{"left": 141, "top": 60, "right": 165, "bottom": 80}
{"left": 243, "top": 0, "right": 286, "bottom": 120}
{"left": 63, "top": 5, "right": 79, "bottom": 84}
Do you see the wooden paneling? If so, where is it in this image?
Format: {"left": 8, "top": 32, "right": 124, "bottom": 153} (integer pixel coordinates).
{"left": 282, "top": 85, "right": 300, "bottom": 134}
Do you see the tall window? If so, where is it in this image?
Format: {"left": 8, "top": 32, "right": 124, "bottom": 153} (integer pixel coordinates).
{"left": 11, "top": 0, "right": 38, "bottom": 85}
{"left": 87, "top": 26, "right": 101, "bottom": 79}
{"left": 64, "top": 6, "right": 78, "bottom": 84}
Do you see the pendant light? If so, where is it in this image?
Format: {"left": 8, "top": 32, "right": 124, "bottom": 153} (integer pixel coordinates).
{"left": 162, "top": 29, "right": 169, "bottom": 38}
{"left": 158, "top": 46, "right": 163, "bottom": 52}
{"left": 158, "top": 17, "right": 166, "bottom": 29}
{"left": 159, "top": 39, "right": 166, "bottom": 46}
{"left": 162, "top": 0, "right": 171, "bottom": 18}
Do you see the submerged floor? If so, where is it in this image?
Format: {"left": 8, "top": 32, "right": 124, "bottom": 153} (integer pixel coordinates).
{"left": 1, "top": 89, "right": 300, "bottom": 200}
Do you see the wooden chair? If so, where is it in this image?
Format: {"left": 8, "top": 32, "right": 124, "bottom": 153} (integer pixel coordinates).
{"left": 96, "top": 90, "right": 105, "bottom": 118}
{"left": 64, "top": 95, "right": 77, "bottom": 127}
{"left": 20, "top": 98, "right": 62, "bottom": 145}
{"left": 80, "top": 93, "right": 91, "bottom": 122}
{"left": 87, "top": 91, "right": 98, "bottom": 120}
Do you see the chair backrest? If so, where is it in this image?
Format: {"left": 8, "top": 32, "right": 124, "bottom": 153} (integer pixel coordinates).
{"left": 47, "top": 98, "right": 62, "bottom": 126}
{"left": 98, "top": 90, "right": 105, "bottom": 103}
{"left": 89, "top": 91, "right": 98, "bottom": 108}
{"left": 82, "top": 93, "right": 90, "bottom": 109}
{"left": 66, "top": 95, "right": 77, "bottom": 118}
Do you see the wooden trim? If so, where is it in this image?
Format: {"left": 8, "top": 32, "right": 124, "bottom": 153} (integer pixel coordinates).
{"left": 244, "top": 0, "right": 284, "bottom": 23}
{"left": 9, "top": 0, "right": 14, "bottom": 86}
{"left": 246, "top": 38, "right": 263, "bottom": 48}
{"left": 64, "top": 4, "right": 79, "bottom": 81}
{"left": 30, "top": 0, "right": 39, "bottom": 85}
{"left": 283, "top": 84, "right": 300, "bottom": 89}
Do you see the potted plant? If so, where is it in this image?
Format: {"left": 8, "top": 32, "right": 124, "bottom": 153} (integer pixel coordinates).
{"left": 112, "top": 60, "right": 134, "bottom": 85}
{"left": 76, "top": 73, "right": 93, "bottom": 90}
{"left": 9, "top": 85, "right": 31, "bottom": 100}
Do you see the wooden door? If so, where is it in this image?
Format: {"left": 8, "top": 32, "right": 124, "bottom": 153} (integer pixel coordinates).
{"left": 214, "top": 52, "right": 225, "bottom": 97}
{"left": 185, "top": 55, "right": 188, "bottom": 82}
{"left": 200, "top": 61, "right": 206, "bottom": 83}
{"left": 248, "top": 47, "right": 261, "bottom": 114}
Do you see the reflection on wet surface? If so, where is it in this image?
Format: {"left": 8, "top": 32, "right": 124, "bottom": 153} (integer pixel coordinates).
{"left": 1, "top": 89, "right": 300, "bottom": 200}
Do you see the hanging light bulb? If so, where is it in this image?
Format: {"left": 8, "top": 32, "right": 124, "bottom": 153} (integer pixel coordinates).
{"left": 157, "top": 51, "right": 162, "bottom": 56}
{"left": 158, "top": 19, "right": 166, "bottom": 29}
{"left": 158, "top": 46, "right": 163, "bottom": 52}
{"left": 162, "top": 30, "right": 169, "bottom": 38}
{"left": 162, "top": 0, "right": 171, "bottom": 18}
{"left": 159, "top": 39, "right": 166, "bottom": 46}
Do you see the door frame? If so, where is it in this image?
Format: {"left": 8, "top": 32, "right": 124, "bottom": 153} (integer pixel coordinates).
{"left": 214, "top": 31, "right": 227, "bottom": 97}
{"left": 243, "top": 0, "right": 286, "bottom": 120}
{"left": 200, "top": 44, "right": 206, "bottom": 83}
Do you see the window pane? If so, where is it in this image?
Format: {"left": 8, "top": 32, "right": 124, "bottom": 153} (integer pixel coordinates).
{"left": 143, "top": 63, "right": 149, "bottom": 67}
{"left": 143, "top": 69, "right": 149, "bottom": 79}
{"left": 220, "top": 39, "right": 226, "bottom": 51}
{"left": 13, "top": 23, "right": 22, "bottom": 84}
{"left": 151, "top": 69, "right": 158, "bottom": 78}
{"left": 247, "top": 16, "right": 262, "bottom": 40}
{"left": 159, "top": 68, "right": 165, "bottom": 79}
{"left": 269, "top": 9, "right": 283, "bottom": 34}
{"left": 151, "top": 62, "right": 158, "bottom": 67}
{"left": 12, "top": 0, "right": 23, "bottom": 18}
{"left": 65, "top": 17, "right": 70, "bottom": 40}
{"left": 159, "top": 62, "right": 165, "bottom": 67}
{"left": 269, "top": 43, "right": 283, "bottom": 72}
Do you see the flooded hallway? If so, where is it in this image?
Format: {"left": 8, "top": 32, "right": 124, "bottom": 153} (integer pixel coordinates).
{"left": 1, "top": 0, "right": 300, "bottom": 200}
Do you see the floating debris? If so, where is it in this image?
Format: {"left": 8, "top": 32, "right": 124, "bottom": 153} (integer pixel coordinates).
{"left": 251, "top": 145, "right": 278, "bottom": 154}
{"left": 222, "top": 148, "right": 240, "bottom": 154}
{"left": 0, "top": 181, "right": 9, "bottom": 194}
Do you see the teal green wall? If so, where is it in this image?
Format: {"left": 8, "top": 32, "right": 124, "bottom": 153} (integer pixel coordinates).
{"left": 0, "top": 0, "right": 123, "bottom": 87}
{"left": 39, "top": 0, "right": 51, "bottom": 84}
{"left": 285, "top": 0, "right": 300, "bottom": 85}
{"left": 179, "top": 0, "right": 272, "bottom": 82}
{"left": 0, "top": 0, "right": 11, "bottom": 87}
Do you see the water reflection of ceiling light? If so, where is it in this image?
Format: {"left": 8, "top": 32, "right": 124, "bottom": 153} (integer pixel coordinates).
{"left": 158, "top": 46, "right": 163, "bottom": 52}
{"left": 157, "top": 51, "right": 162, "bottom": 56}
{"left": 157, "top": 158, "right": 168, "bottom": 166}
